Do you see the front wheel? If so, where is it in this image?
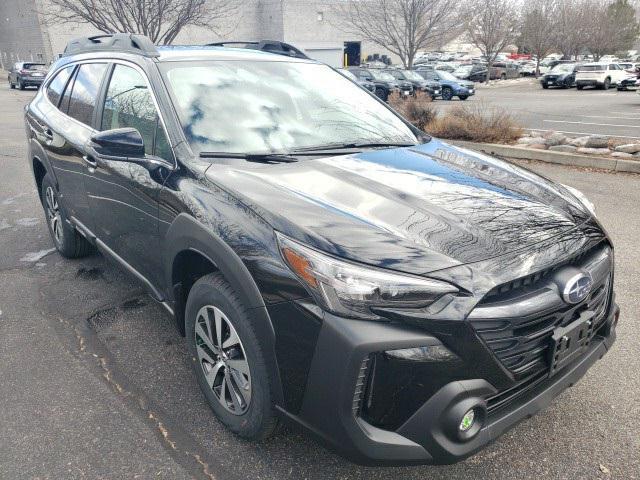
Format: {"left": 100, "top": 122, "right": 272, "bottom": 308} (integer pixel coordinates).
{"left": 41, "top": 173, "right": 94, "bottom": 258}
{"left": 458, "top": 95, "right": 468, "bottom": 101}
{"left": 602, "top": 78, "right": 610, "bottom": 90}
{"left": 375, "top": 87, "right": 388, "bottom": 102}
{"left": 442, "top": 87, "right": 453, "bottom": 101}
{"left": 542, "top": 83, "right": 549, "bottom": 89}
{"left": 186, "top": 273, "right": 279, "bottom": 440}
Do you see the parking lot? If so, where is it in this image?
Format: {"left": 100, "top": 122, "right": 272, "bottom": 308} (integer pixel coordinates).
{"left": 1, "top": 82, "right": 639, "bottom": 480}
{"left": 436, "top": 79, "right": 640, "bottom": 140}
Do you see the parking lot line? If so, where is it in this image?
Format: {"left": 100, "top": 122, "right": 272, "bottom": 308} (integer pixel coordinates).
{"left": 543, "top": 120, "right": 640, "bottom": 129}
{"left": 579, "top": 115, "right": 640, "bottom": 121}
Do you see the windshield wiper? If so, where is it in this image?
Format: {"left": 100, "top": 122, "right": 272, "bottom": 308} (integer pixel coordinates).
{"left": 291, "top": 141, "right": 418, "bottom": 153}
{"left": 199, "top": 152, "right": 298, "bottom": 163}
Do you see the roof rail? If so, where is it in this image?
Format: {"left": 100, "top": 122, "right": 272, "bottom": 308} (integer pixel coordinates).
{"left": 206, "top": 40, "right": 309, "bottom": 59}
{"left": 63, "top": 33, "right": 159, "bottom": 58}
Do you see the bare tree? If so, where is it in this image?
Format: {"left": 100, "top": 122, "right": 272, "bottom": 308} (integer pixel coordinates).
{"left": 45, "top": 0, "right": 239, "bottom": 45}
{"left": 334, "top": 0, "right": 464, "bottom": 69}
{"left": 581, "top": 0, "right": 639, "bottom": 60}
{"left": 465, "top": 0, "right": 520, "bottom": 82}
{"left": 553, "top": 0, "right": 588, "bottom": 59}
{"left": 520, "top": 0, "right": 558, "bottom": 76}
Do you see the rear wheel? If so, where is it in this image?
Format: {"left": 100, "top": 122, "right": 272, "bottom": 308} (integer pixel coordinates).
{"left": 375, "top": 87, "right": 388, "bottom": 102}
{"left": 186, "top": 273, "right": 279, "bottom": 440}
{"left": 602, "top": 78, "right": 610, "bottom": 90}
{"left": 542, "top": 83, "right": 549, "bottom": 89}
{"left": 18, "top": 79, "right": 25, "bottom": 90}
{"left": 577, "top": 84, "right": 584, "bottom": 90}
{"left": 458, "top": 95, "right": 468, "bottom": 100}
{"left": 41, "top": 173, "right": 93, "bottom": 258}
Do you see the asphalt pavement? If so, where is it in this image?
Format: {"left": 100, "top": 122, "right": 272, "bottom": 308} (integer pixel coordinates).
{"left": 436, "top": 79, "right": 640, "bottom": 140}
{"left": 1, "top": 83, "right": 639, "bottom": 480}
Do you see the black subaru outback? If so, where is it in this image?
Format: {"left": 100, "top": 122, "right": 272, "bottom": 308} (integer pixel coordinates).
{"left": 25, "top": 34, "right": 619, "bottom": 466}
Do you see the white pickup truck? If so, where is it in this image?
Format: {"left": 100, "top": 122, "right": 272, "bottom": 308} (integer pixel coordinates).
{"left": 576, "top": 63, "right": 628, "bottom": 90}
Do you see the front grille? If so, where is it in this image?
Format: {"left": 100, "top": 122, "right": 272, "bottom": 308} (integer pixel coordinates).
{"left": 470, "top": 244, "right": 612, "bottom": 379}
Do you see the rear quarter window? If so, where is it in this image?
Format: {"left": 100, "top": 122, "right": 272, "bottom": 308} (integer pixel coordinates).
{"left": 66, "top": 63, "right": 108, "bottom": 126}
{"left": 46, "top": 66, "right": 75, "bottom": 108}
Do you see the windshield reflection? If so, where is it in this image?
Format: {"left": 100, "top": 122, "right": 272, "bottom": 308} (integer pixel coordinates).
{"left": 161, "top": 61, "right": 418, "bottom": 155}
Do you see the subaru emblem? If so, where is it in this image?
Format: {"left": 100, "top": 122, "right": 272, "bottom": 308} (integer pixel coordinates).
{"left": 562, "top": 272, "right": 593, "bottom": 304}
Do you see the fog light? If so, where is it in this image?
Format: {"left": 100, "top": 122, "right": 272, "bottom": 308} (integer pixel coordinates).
{"left": 385, "top": 344, "right": 459, "bottom": 362}
{"left": 459, "top": 409, "right": 475, "bottom": 432}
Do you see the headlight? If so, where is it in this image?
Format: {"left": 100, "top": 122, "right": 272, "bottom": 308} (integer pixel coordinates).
{"left": 562, "top": 184, "right": 596, "bottom": 217}
{"left": 276, "top": 232, "right": 458, "bottom": 320}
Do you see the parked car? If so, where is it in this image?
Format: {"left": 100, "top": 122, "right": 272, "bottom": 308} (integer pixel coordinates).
{"left": 540, "top": 63, "right": 581, "bottom": 89}
{"left": 386, "top": 69, "right": 440, "bottom": 98}
{"left": 348, "top": 67, "right": 401, "bottom": 101}
{"left": 26, "top": 32, "right": 620, "bottom": 467}
{"left": 519, "top": 62, "right": 538, "bottom": 76}
{"left": 453, "top": 64, "right": 488, "bottom": 82}
{"left": 576, "top": 63, "right": 628, "bottom": 90}
{"left": 417, "top": 69, "right": 475, "bottom": 100}
{"left": 338, "top": 68, "right": 376, "bottom": 93}
{"left": 617, "top": 75, "right": 639, "bottom": 91}
{"left": 489, "top": 62, "right": 520, "bottom": 80}
{"left": 8, "top": 62, "right": 48, "bottom": 90}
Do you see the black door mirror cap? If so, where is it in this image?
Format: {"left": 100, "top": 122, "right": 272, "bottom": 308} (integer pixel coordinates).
{"left": 90, "top": 127, "right": 145, "bottom": 159}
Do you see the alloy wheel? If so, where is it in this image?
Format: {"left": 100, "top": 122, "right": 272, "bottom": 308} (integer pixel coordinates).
{"left": 45, "top": 186, "right": 63, "bottom": 245}
{"left": 195, "top": 305, "right": 251, "bottom": 415}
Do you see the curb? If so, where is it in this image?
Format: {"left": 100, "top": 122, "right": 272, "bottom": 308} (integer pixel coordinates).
{"left": 448, "top": 140, "right": 640, "bottom": 174}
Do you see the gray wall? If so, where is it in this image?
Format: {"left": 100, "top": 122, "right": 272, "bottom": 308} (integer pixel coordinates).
{"left": 0, "top": 0, "right": 49, "bottom": 69}
{"left": 0, "top": 0, "right": 400, "bottom": 68}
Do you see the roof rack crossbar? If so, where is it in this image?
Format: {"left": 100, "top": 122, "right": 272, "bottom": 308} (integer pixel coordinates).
{"left": 206, "top": 40, "right": 309, "bottom": 59}
{"left": 63, "top": 33, "right": 160, "bottom": 58}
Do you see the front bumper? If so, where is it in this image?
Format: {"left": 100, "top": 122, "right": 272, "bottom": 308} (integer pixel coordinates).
{"left": 282, "top": 301, "right": 619, "bottom": 465}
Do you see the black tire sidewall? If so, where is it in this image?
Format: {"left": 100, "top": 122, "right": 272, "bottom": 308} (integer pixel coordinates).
{"left": 185, "top": 274, "right": 275, "bottom": 439}
{"left": 443, "top": 87, "right": 453, "bottom": 100}
{"left": 40, "top": 173, "right": 85, "bottom": 258}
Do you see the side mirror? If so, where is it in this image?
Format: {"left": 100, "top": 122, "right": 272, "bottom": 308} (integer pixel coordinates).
{"left": 90, "top": 128, "right": 145, "bottom": 159}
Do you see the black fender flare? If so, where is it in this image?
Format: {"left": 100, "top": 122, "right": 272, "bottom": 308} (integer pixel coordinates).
{"left": 163, "top": 213, "right": 284, "bottom": 405}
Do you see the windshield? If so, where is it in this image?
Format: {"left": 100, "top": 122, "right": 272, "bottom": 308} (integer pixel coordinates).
{"left": 454, "top": 66, "right": 472, "bottom": 74}
{"left": 339, "top": 69, "right": 358, "bottom": 81}
{"left": 551, "top": 63, "right": 575, "bottom": 73}
{"left": 369, "top": 70, "right": 395, "bottom": 82}
{"left": 437, "top": 71, "right": 459, "bottom": 81}
{"left": 161, "top": 61, "right": 419, "bottom": 155}
{"left": 402, "top": 70, "right": 424, "bottom": 81}
{"left": 23, "top": 63, "right": 46, "bottom": 70}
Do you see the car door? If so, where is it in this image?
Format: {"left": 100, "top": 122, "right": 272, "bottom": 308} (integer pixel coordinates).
{"left": 84, "top": 61, "right": 174, "bottom": 289}
{"left": 41, "top": 62, "right": 108, "bottom": 231}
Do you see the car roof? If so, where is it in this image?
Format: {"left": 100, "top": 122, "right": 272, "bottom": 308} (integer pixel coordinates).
{"left": 155, "top": 46, "right": 316, "bottom": 64}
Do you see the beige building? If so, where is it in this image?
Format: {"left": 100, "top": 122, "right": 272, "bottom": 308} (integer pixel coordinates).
{"left": 0, "top": 0, "right": 400, "bottom": 69}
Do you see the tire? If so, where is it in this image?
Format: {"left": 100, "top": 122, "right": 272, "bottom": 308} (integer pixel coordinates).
{"left": 500, "top": 73, "right": 506, "bottom": 80}
{"left": 18, "top": 78, "right": 25, "bottom": 90}
{"left": 442, "top": 87, "right": 453, "bottom": 101}
{"left": 186, "top": 273, "right": 279, "bottom": 440}
{"left": 375, "top": 87, "right": 388, "bottom": 102}
{"left": 542, "top": 83, "right": 549, "bottom": 89}
{"left": 458, "top": 95, "right": 468, "bottom": 100}
{"left": 40, "top": 173, "right": 94, "bottom": 258}
{"left": 577, "top": 84, "right": 584, "bottom": 90}
{"left": 602, "top": 78, "right": 610, "bottom": 90}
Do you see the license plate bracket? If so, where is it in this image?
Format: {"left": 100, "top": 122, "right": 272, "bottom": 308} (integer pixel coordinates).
{"left": 548, "top": 310, "right": 595, "bottom": 377}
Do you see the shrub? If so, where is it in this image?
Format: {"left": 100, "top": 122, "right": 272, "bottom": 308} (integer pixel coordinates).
{"left": 388, "top": 94, "right": 437, "bottom": 131}
{"left": 425, "top": 101, "right": 524, "bottom": 144}
{"left": 390, "top": 97, "right": 523, "bottom": 144}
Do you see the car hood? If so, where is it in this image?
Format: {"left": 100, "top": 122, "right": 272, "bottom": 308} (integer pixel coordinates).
{"left": 205, "top": 140, "right": 593, "bottom": 275}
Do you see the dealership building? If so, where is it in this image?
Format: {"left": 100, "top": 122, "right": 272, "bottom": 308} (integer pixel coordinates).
{"left": 0, "top": 0, "right": 405, "bottom": 68}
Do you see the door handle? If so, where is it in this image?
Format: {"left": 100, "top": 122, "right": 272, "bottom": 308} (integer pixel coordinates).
{"left": 82, "top": 154, "right": 98, "bottom": 168}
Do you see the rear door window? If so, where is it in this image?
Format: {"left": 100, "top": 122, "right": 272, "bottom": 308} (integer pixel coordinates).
{"left": 46, "top": 66, "right": 75, "bottom": 107}
{"left": 66, "top": 63, "right": 108, "bottom": 126}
